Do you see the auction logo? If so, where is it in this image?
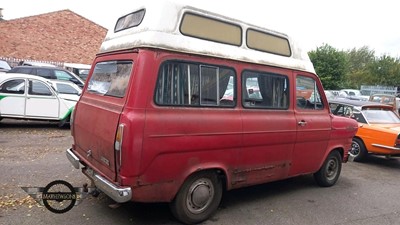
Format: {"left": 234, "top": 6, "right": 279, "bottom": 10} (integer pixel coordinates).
{"left": 22, "top": 180, "right": 94, "bottom": 213}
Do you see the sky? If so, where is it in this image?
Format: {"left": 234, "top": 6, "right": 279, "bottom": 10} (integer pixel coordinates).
{"left": 1, "top": 0, "right": 399, "bottom": 58}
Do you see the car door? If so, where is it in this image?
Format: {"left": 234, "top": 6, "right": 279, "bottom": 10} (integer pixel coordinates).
{"left": 240, "top": 70, "right": 296, "bottom": 186}
{"left": 0, "top": 78, "right": 26, "bottom": 116}
{"left": 290, "top": 73, "right": 331, "bottom": 176}
{"left": 25, "top": 79, "right": 60, "bottom": 118}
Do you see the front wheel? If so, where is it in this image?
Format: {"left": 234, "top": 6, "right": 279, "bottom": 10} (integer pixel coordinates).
{"left": 350, "top": 138, "right": 368, "bottom": 162}
{"left": 169, "top": 171, "right": 222, "bottom": 224}
{"left": 314, "top": 151, "right": 342, "bottom": 187}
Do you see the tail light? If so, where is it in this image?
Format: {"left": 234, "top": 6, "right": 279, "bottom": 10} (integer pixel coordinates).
{"left": 115, "top": 124, "right": 125, "bottom": 171}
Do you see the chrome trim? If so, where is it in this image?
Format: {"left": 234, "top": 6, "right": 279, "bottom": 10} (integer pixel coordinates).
{"left": 66, "top": 148, "right": 132, "bottom": 203}
{"left": 372, "top": 144, "right": 400, "bottom": 151}
{"left": 66, "top": 148, "right": 80, "bottom": 169}
{"left": 83, "top": 168, "right": 132, "bottom": 203}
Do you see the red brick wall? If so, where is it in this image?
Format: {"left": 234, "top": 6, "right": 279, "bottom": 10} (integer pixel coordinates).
{"left": 0, "top": 10, "right": 107, "bottom": 65}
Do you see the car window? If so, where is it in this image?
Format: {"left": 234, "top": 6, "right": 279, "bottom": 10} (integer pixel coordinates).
{"left": 362, "top": 108, "right": 400, "bottom": 124}
{"left": 242, "top": 71, "right": 288, "bottom": 109}
{"left": 10, "top": 67, "right": 34, "bottom": 74}
{"left": 296, "top": 75, "right": 323, "bottom": 110}
{"left": 55, "top": 83, "right": 80, "bottom": 95}
{"left": 36, "top": 68, "right": 54, "bottom": 79}
{"left": 54, "top": 70, "right": 74, "bottom": 81}
{"left": 155, "top": 61, "right": 235, "bottom": 107}
{"left": 351, "top": 109, "right": 367, "bottom": 123}
{"left": 28, "top": 80, "right": 53, "bottom": 96}
{"left": 88, "top": 61, "right": 132, "bottom": 98}
{"left": 0, "top": 79, "right": 25, "bottom": 94}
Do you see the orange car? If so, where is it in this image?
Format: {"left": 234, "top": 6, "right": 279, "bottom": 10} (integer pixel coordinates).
{"left": 329, "top": 99, "right": 400, "bottom": 161}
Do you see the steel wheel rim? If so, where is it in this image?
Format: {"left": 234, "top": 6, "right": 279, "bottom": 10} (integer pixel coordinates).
{"left": 186, "top": 178, "right": 214, "bottom": 214}
{"left": 326, "top": 157, "right": 339, "bottom": 181}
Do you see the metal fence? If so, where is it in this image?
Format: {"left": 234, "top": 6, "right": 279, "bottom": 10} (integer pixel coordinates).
{"left": 360, "top": 85, "right": 398, "bottom": 96}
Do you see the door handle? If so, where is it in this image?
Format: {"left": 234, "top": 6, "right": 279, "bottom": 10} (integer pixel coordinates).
{"left": 298, "top": 120, "right": 307, "bottom": 126}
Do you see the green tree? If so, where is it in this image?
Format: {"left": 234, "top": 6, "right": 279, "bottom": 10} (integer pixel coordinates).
{"left": 344, "top": 46, "right": 376, "bottom": 88}
{"left": 368, "top": 54, "right": 400, "bottom": 86}
{"left": 308, "top": 44, "right": 347, "bottom": 90}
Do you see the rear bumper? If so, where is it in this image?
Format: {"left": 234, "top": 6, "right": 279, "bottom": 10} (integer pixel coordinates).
{"left": 66, "top": 148, "right": 132, "bottom": 203}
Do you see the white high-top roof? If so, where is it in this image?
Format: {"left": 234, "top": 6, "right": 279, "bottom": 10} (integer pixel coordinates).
{"left": 99, "top": 0, "right": 315, "bottom": 74}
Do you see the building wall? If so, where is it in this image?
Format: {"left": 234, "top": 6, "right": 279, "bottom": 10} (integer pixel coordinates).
{"left": 0, "top": 10, "right": 107, "bottom": 65}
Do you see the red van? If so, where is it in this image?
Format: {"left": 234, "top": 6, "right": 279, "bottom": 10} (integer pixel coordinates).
{"left": 66, "top": 2, "right": 358, "bottom": 224}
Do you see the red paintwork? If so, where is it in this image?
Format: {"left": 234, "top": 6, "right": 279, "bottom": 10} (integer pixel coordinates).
{"left": 71, "top": 48, "right": 358, "bottom": 203}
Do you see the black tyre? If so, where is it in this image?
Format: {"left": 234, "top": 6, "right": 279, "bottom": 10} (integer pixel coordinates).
{"left": 169, "top": 171, "right": 223, "bottom": 224}
{"left": 314, "top": 151, "right": 342, "bottom": 187}
{"left": 350, "top": 138, "right": 368, "bottom": 162}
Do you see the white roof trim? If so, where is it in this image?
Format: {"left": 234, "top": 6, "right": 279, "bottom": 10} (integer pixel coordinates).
{"left": 99, "top": 0, "right": 315, "bottom": 74}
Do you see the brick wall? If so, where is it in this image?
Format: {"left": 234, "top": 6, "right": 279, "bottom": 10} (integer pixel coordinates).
{"left": 0, "top": 10, "right": 107, "bottom": 65}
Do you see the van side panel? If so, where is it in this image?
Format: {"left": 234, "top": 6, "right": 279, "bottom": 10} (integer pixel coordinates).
{"left": 239, "top": 109, "right": 296, "bottom": 187}
{"left": 137, "top": 107, "right": 242, "bottom": 201}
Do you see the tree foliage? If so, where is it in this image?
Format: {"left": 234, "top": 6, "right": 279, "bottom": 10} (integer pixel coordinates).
{"left": 308, "top": 44, "right": 347, "bottom": 90}
{"left": 308, "top": 45, "right": 400, "bottom": 90}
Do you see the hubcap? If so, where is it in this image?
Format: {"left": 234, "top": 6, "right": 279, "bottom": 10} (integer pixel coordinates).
{"left": 186, "top": 178, "right": 214, "bottom": 214}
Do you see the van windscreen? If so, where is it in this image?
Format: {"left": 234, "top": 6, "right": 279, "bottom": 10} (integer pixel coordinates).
{"left": 87, "top": 61, "right": 132, "bottom": 98}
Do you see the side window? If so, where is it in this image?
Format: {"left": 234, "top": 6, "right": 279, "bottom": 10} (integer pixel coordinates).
{"left": 54, "top": 70, "right": 74, "bottom": 81}
{"left": 13, "top": 68, "right": 33, "bottom": 74}
{"left": 296, "top": 75, "right": 324, "bottom": 110}
{"left": 242, "top": 71, "right": 288, "bottom": 109}
{"left": 28, "top": 80, "right": 53, "bottom": 96}
{"left": 0, "top": 79, "right": 25, "bottom": 94}
{"left": 155, "top": 61, "right": 236, "bottom": 107}
{"left": 352, "top": 109, "right": 367, "bottom": 123}
{"left": 55, "top": 83, "right": 79, "bottom": 95}
{"left": 36, "top": 68, "right": 54, "bottom": 79}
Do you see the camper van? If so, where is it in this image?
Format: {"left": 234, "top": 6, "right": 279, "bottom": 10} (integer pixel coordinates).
{"left": 66, "top": 1, "right": 358, "bottom": 224}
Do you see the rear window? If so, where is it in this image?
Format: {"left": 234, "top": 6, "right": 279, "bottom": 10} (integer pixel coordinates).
{"left": 87, "top": 61, "right": 133, "bottom": 98}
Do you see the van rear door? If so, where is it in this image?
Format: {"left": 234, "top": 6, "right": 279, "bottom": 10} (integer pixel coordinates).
{"left": 72, "top": 54, "right": 134, "bottom": 180}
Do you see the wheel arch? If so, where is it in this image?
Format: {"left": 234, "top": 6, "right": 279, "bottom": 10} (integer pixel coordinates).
{"left": 171, "top": 166, "right": 228, "bottom": 201}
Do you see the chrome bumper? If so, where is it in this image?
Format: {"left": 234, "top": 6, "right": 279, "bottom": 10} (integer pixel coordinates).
{"left": 66, "top": 148, "right": 132, "bottom": 203}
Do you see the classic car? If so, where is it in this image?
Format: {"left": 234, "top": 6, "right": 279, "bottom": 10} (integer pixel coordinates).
{"left": 329, "top": 99, "right": 400, "bottom": 161}
{"left": 0, "top": 73, "right": 81, "bottom": 127}
{"left": 369, "top": 93, "right": 400, "bottom": 115}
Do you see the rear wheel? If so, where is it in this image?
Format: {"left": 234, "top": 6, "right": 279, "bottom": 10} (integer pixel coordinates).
{"left": 350, "top": 138, "right": 368, "bottom": 162}
{"left": 314, "top": 151, "right": 342, "bottom": 187}
{"left": 169, "top": 171, "right": 222, "bottom": 224}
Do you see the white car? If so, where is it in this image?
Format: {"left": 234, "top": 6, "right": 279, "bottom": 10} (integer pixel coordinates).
{"left": 0, "top": 73, "right": 81, "bottom": 127}
{"left": 338, "top": 89, "right": 369, "bottom": 101}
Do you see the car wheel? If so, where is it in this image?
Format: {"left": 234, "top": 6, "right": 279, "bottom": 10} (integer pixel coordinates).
{"left": 313, "top": 151, "right": 342, "bottom": 187}
{"left": 351, "top": 138, "right": 367, "bottom": 162}
{"left": 169, "top": 171, "right": 222, "bottom": 224}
